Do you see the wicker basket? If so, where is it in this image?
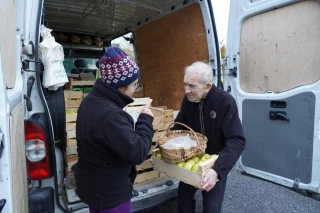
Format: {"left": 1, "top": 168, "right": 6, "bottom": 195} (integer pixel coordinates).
{"left": 158, "top": 122, "right": 208, "bottom": 163}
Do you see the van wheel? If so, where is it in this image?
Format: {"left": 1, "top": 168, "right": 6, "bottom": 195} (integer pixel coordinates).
{"left": 46, "top": 87, "right": 66, "bottom": 142}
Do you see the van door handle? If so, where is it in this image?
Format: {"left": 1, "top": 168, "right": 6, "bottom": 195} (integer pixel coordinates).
{"left": 269, "top": 111, "right": 290, "bottom": 121}
{"left": 0, "top": 131, "right": 4, "bottom": 159}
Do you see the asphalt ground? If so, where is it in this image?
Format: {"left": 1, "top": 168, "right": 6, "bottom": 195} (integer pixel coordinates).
{"left": 141, "top": 169, "right": 320, "bottom": 213}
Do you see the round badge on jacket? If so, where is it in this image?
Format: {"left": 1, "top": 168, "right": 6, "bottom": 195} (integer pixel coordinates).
{"left": 210, "top": 110, "right": 216, "bottom": 119}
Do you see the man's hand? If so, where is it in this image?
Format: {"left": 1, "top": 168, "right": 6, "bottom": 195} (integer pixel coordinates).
{"left": 150, "top": 157, "right": 154, "bottom": 165}
{"left": 141, "top": 99, "right": 154, "bottom": 117}
{"left": 199, "top": 169, "right": 218, "bottom": 192}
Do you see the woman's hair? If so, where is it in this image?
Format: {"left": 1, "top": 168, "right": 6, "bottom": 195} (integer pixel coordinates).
{"left": 184, "top": 61, "right": 213, "bottom": 84}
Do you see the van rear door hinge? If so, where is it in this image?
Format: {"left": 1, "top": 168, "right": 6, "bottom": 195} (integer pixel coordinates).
{"left": 293, "top": 178, "right": 300, "bottom": 190}
{"left": 0, "top": 129, "right": 4, "bottom": 159}
{"left": 213, "top": 66, "right": 237, "bottom": 77}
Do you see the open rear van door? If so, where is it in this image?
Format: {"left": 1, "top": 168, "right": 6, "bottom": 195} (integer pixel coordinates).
{"left": 225, "top": 0, "right": 320, "bottom": 195}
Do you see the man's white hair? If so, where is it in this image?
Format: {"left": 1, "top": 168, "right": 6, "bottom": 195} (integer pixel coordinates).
{"left": 184, "top": 61, "right": 213, "bottom": 84}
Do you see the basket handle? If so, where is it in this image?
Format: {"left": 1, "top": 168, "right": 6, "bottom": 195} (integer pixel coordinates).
{"left": 166, "top": 122, "right": 200, "bottom": 145}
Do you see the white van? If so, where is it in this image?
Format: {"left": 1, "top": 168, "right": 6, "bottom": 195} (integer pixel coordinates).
{"left": 0, "top": 0, "right": 319, "bottom": 212}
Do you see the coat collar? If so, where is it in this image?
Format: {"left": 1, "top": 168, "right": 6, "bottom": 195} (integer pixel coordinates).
{"left": 92, "top": 78, "right": 134, "bottom": 108}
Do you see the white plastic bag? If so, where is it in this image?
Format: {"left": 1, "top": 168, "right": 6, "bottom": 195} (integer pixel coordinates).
{"left": 162, "top": 135, "right": 197, "bottom": 148}
{"left": 39, "top": 25, "right": 68, "bottom": 91}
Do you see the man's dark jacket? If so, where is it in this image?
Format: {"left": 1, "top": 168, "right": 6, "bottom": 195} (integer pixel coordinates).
{"left": 173, "top": 85, "right": 246, "bottom": 180}
{"left": 75, "top": 79, "right": 154, "bottom": 209}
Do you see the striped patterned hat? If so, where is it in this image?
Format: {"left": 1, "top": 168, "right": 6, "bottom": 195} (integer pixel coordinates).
{"left": 99, "top": 47, "right": 139, "bottom": 89}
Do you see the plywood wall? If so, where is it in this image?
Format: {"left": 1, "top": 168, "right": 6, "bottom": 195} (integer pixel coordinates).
{"left": 0, "top": 0, "right": 17, "bottom": 88}
{"left": 10, "top": 102, "right": 28, "bottom": 213}
{"left": 240, "top": 1, "right": 320, "bottom": 93}
{"left": 135, "top": 3, "right": 209, "bottom": 110}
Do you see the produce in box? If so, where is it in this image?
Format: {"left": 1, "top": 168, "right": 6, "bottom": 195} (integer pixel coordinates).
{"left": 156, "top": 152, "right": 218, "bottom": 173}
{"left": 93, "top": 36, "right": 104, "bottom": 46}
{"left": 70, "top": 34, "right": 81, "bottom": 43}
{"left": 81, "top": 35, "right": 93, "bottom": 45}
{"left": 152, "top": 148, "right": 219, "bottom": 187}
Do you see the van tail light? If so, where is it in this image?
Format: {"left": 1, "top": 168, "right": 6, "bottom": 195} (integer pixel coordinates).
{"left": 25, "top": 121, "right": 51, "bottom": 180}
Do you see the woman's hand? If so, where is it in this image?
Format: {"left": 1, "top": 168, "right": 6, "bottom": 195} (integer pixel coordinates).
{"left": 141, "top": 99, "right": 154, "bottom": 117}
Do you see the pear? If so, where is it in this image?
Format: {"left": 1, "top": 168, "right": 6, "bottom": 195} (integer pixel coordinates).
{"left": 156, "top": 153, "right": 162, "bottom": 160}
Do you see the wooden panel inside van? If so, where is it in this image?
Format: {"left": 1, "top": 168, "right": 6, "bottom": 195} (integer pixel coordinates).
{"left": 0, "top": 0, "right": 16, "bottom": 88}
{"left": 10, "top": 102, "right": 28, "bottom": 212}
{"left": 136, "top": 3, "right": 209, "bottom": 110}
{"left": 240, "top": 1, "right": 320, "bottom": 93}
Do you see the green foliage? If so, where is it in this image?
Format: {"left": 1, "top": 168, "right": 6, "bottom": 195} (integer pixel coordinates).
{"left": 220, "top": 45, "right": 226, "bottom": 59}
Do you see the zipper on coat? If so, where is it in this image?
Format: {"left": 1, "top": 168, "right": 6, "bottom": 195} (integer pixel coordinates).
{"left": 199, "top": 101, "right": 205, "bottom": 135}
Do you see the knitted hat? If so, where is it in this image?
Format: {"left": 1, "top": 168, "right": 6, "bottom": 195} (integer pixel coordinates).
{"left": 99, "top": 47, "right": 139, "bottom": 89}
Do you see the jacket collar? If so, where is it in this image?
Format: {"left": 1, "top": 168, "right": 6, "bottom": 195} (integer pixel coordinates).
{"left": 92, "top": 78, "right": 134, "bottom": 108}
{"left": 198, "top": 84, "right": 216, "bottom": 103}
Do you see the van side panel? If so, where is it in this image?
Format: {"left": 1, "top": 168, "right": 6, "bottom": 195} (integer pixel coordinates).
{"left": 136, "top": 3, "right": 209, "bottom": 110}
{"left": 10, "top": 102, "right": 28, "bottom": 212}
{"left": 0, "top": 0, "right": 17, "bottom": 88}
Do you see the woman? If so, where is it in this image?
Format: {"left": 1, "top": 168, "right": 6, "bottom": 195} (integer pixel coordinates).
{"left": 75, "top": 47, "right": 154, "bottom": 213}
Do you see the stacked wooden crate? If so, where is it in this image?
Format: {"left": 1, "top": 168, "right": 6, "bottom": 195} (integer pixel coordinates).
{"left": 64, "top": 90, "right": 84, "bottom": 175}
{"left": 63, "top": 87, "right": 178, "bottom": 182}
{"left": 123, "top": 98, "right": 175, "bottom": 183}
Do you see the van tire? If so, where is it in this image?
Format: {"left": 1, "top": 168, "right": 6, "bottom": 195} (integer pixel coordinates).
{"left": 46, "top": 87, "right": 66, "bottom": 142}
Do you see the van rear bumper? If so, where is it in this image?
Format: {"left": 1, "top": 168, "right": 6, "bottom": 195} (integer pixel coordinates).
{"left": 131, "top": 178, "right": 179, "bottom": 213}
{"left": 69, "top": 177, "right": 179, "bottom": 213}
{"left": 28, "top": 187, "right": 54, "bottom": 213}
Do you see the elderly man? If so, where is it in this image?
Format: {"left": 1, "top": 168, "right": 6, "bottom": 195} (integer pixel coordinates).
{"left": 173, "top": 61, "right": 246, "bottom": 213}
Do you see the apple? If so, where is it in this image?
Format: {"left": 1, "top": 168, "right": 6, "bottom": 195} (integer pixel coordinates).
{"left": 186, "top": 159, "right": 196, "bottom": 166}
{"left": 200, "top": 154, "right": 211, "bottom": 162}
{"left": 156, "top": 153, "right": 162, "bottom": 160}
{"left": 191, "top": 163, "right": 199, "bottom": 172}
{"left": 183, "top": 162, "right": 193, "bottom": 170}
{"left": 191, "top": 156, "right": 200, "bottom": 163}
{"left": 204, "top": 153, "right": 211, "bottom": 158}
{"left": 176, "top": 162, "right": 185, "bottom": 168}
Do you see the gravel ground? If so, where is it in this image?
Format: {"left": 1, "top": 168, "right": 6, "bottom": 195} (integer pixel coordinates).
{"left": 141, "top": 169, "right": 320, "bottom": 213}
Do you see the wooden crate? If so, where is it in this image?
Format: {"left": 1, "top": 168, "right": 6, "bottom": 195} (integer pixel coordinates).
{"left": 70, "top": 79, "right": 95, "bottom": 87}
{"left": 124, "top": 97, "right": 151, "bottom": 113}
{"left": 134, "top": 171, "right": 160, "bottom": 184}
{"left": 64, "top": 90, "right": 82, "bottom": 150}
{"left": 136, "top": 159, "right": 153, "bottom": 171}
{"left": 128, "top": 97, "right": 151, "bottom": 107}
{"left": 151, "top": 108, "right": 174, "bottom": 130}
{"left": 152, "top": 149, "right": 218, "bottom": 187}
{"left": 66, "top": 146, "right": 77, "bottom": 156}
{"left": 134, "top": 140, "right": 162, "bottom": 184}
{"left": 124, "top": 98, "right": 173, "bottom": 132}
{"left": 66, "top": 155, "right": 78, "bottom": 172}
